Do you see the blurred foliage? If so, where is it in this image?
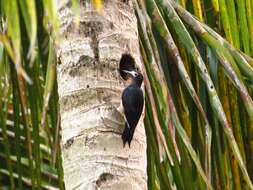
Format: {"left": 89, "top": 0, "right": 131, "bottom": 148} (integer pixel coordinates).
{"left": 140, "top": 0, "right": 253, "bottom": 189}
{"left": 0, "top": 0, "right": 253, "bottom": 189}
{"left": 0, "top": 0, "right": 63, "bottom": 189}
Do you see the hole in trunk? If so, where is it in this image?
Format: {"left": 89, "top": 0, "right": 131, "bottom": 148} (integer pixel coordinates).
{"left": 96, "top": 173, "right": 114, "bottom": 187}
{"left": 119, "top": 53, "right": 136, "bottom": 80}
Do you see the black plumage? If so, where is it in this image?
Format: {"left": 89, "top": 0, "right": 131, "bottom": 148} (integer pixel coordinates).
{"left": 121, "top": 71, "right": 144, "bottom": 147}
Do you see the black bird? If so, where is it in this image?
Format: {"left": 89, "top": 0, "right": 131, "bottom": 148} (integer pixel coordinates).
{"left": 120, "top": 70, "right": 144, "bottom": 147}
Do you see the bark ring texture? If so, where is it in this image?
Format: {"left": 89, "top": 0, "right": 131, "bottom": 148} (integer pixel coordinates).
{"left": 56, "top": 1, "right": 147, "bottom": 189}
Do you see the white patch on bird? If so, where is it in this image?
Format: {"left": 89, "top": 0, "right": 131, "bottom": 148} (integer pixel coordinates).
{"left": 126, "top": 121, "right": 130, "bottom": 129}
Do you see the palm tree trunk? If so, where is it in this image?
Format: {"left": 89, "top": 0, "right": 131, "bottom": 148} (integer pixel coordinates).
{"left": 56, "top": 1, "right": 147, "bottom": 189}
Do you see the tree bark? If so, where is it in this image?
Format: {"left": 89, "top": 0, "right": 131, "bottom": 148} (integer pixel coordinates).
{"left": 56, "top": 1, "right": 147, "bottom": 189}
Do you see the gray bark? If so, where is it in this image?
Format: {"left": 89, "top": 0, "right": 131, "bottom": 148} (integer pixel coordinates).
{"left": 56, "top": 1, "right": 147, "bottom": 189}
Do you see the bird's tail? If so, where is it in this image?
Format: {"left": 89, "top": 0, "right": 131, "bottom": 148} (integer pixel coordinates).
{"left": 122, "top": 122, "right": 134, "bottom": 147}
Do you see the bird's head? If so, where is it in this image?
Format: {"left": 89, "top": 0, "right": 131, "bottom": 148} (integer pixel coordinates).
{"left": 120, "top": 70, "right": 143, "bottom": 87}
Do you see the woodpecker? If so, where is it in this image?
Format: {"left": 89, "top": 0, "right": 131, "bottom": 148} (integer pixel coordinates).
{"left": 120, "top": 69, "right": 144, "bottom": 147}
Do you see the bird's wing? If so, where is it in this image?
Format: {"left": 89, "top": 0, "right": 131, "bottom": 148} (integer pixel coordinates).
{"left": 122, "top": 86, "right": 144, "bottom": 126}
